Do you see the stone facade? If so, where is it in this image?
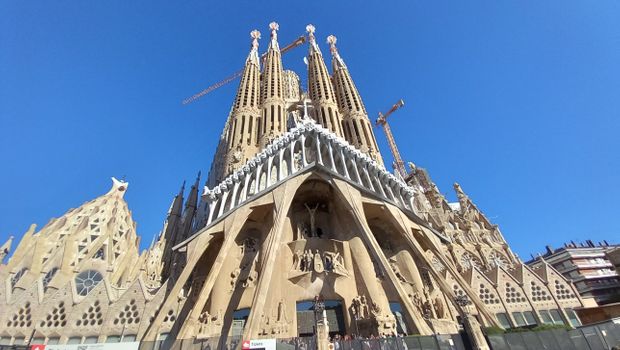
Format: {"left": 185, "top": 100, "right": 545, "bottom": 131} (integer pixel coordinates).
{"left": 0, "top": 23, "right": 585, "bottom": 347}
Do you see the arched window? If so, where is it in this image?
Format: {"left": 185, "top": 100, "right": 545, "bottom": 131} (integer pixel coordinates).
{"left": 75, "top": 270, "right": 103, "bottom": 296}
{"left": 11, "top": 267, "right": 28, "bottom": 288}
{"left": 43, "top": 267, "right": 59, "bottom": 290}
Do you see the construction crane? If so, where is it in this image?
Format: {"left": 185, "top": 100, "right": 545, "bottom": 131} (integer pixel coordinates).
{"left": 182, "top": 35, "right": 307, "bottom": 105}
{"left": 375, "top": 99, "right": 407, "bottom": 179}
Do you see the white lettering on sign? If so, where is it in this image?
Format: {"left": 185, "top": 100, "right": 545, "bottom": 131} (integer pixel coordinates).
{"left": 242, "top": 339, "right": 276, "bottom": 350}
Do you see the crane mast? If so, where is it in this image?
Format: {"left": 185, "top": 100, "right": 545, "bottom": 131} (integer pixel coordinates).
{"left": 375, "top": 99, "right": 407, "bottom": 179}
{"left": 182, "top": 35, "right": 306, "bottom": 105}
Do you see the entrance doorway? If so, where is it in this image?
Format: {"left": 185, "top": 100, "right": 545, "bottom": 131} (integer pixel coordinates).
{"left": 231, "top": 308, "right": 250, "bottom": 337}
{"left": 389, "top": 302, "right": 409, "bottom": 335}
{"left": 296, "top": 300, "right": 346, "bottom": 337}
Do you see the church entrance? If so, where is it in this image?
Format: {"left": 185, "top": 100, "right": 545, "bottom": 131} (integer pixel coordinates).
{"left": 231, "top": 308, "right": 250, "bottom": 337}
{"left": 296, "top": 300, "right": 346, "bottom": 337}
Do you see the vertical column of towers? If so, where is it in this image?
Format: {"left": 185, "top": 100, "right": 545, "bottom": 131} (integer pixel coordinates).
{"left": 305, "top": 25, "right": 345, "bottom": 138}
{"left": 208, "top": 23, "right": 387, "bottom": 187}
{"left": 223, "top": 29, "right": 263, "bottom": 174}
{"left": 259, "top": 22, "right": 287, "bottom": 148}
{"left": 327, "top": 35, "right": 384, "bottom": 166}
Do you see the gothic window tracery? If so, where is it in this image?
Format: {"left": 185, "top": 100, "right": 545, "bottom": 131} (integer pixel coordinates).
{"left": 459, "top": 252, "right": 481, "bottom": 270}
{"left": 75, "top": 300, "right": 103, "bottom": 327}
{"left": 488, "top": 251, "right": 511, "bottom": 270}
{"left": 75, "top": 270, "right": 103, "bottom": 296}
{"left": 554, "top": 280, "right": 576, "bottom": 300}
{"left": 42, "top": 267, "right": 59, "bottom": 290}
{"left": 504, "top": 282, "right": 526, "bottom": 303}
{"left": 431, "top": 256, "right": 445, "bottom": 273}
{"left": 39, "top": 302, "right": 67, "bottom": 328}
{"left": 478, "top": 283, "right": 500, "bottom": 305}
{"left": 113, "top": 299, "right": 141, "bottom": 326}
{"left": 11, "top": 267, "right": 28, "bottom": 288}
{"left": 6, "top": 302, "right": 32, "bottom": 328}
{"left": 530, "top": 281, "right": 553, "bottom": 302}
{"left": 163, "top": 310, "right": 176, "bottom": 324}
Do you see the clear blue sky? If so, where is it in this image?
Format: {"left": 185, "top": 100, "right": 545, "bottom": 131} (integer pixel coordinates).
{"left": 1, "top": 1, "right": 619, "bottom": 259}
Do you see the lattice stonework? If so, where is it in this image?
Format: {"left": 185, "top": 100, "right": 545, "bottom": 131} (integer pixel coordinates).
{"left": 113, "top": 299, "right": 141, "bottom": 326}
{"left": 554, "top": 280, "right": 576, "bottom": 300}
{"left": 39, "top": 302, "right": 67, "bottom": 328}
{"left": 478, "top": 284, "right": 500, "bottom": 305}
{"left": 76, "top": 301, "right": 103, "bottom": 327}
{"left": 453, "top": 284, "right": 466, "bottom": 298}
{"left": 530, "top": 281, "right": 552, "bottom": 302}
{"left": 504, "top": 282, "right": 526, "bottom": 303}
{"left": 163, "top": 310, "right": 177, "bottom": 324}
{"left": 6, "top": 302, "right": 32, "bottom": 328}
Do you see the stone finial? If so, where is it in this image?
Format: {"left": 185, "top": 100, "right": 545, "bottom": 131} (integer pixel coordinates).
{"left": 0, "top": 235, "right": 13, "bottom": 263}
{"left": 269, "top": 22, "right": 279, "bottom": 35}
{"left": 306, "top": 24, "right": 316, "bottom": 43}
{"left": 269, "top": 22, "right": 279, "bottom": 40}
{"left": 326, "top": 35, "right": 337, "bottom": 53}
{"left": 408, "top": 162, "right": 417, "bottom": 172}
{"left": 250, "top": 29, "right": 261, "bottom": 50}
{"left": 111, "top": 177, "right": 128, "bottom": 195}
{"left": 453, "top": 182, "right": 466, "bottom": 198}
{"left": 268, "top": 22, "right": 280, "bottom": 50}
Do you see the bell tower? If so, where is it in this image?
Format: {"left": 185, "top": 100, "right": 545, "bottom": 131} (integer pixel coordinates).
{"left": 259, "top": 22, "right": 287, "bottom": 147}
{"left": 305, "top": 24, "right": 345, "bottom": 138}
{"left": 328, "top": 35, "right": 384, "bottom": 165}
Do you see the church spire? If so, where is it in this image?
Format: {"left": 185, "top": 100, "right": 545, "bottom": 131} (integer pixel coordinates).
{"left": 305, "top": 24, "right": 345, "bottom": 137}
{"left": 259, "top": 22, "right": 287, "bottom": 147}
{"left": 208, "top": 30, "right": 263, "bottom": 185}
{"left": 268, "top": 21, "right": 280, "bottom": 51}
{"left": 328, "top": 35, "right": 384, "bottom": 165}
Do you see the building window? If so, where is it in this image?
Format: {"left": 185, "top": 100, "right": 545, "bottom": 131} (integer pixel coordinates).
{"left": 496, "top": 313, "right": 511, "bottom": 328}
{"left": 512, "top": 312, "right": 526, "bottom": 327}
{"left": 11, "top": 268, "right": 28, "bottom": 288}
{"left": 539, "top": 310, "right": 553, "bottom": 324}
{"left": 106, "top": 336, "right": 121, "bottom": 343}
{"left": 549, "top": 309, "right": 564, "bottom": 325}
{"left": 47, "top": 337, "right": 60, "bottom": 345}
{"left": 565, "top": 308, "right": 581, "bottom": 327}
{"left": 31, "top": 338, "right": 45, "bottom": 345}
{"left": 67, "top": 337, "right": 82, "bottom": 344}
{"left": 84, "top": 336, "right": 98, "bottom": 344}
{"left": 42, "top": 267, "right": 59, "bottom": 290}
{"left": 523, "top": 311, "right": 537, "bottom": 325}
{"left": 154, "top": 333, "right": 169, "bottom": 350}
{"left": 75, "top": 270, "right": 103, "bottom": 296}
{"left": 122, "top": 335, "right": 137, "bottom": 342}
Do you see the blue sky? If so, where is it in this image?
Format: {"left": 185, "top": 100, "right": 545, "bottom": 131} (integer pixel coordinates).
{"left": 1, "top": 1, "right": 619, "bottom": 259}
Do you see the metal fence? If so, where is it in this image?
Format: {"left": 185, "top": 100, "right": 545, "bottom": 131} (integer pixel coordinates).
{"left": 487, "top": 320, "right": 620, "bottom": 350}
{"left": 139, "top": 335, "right": 466, "bottom": 350}
{"left": 0, "top": 346, "right": 29, "bottom": 350}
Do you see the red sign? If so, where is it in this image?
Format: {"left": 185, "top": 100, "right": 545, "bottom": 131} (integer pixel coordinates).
{"left": 30, "top": 345, "right": 46, "bottom": 350}
{"left": 242, "top": 340, "right": 251, "bottom": 350}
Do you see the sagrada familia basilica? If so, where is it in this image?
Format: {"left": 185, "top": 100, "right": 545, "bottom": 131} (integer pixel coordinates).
{"left": 0, "top": 23, "right": 584, "bottom": 348}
